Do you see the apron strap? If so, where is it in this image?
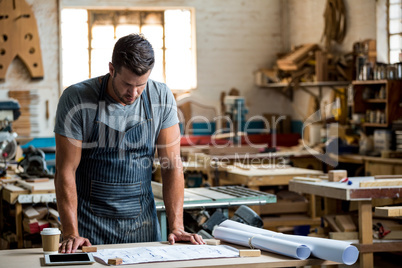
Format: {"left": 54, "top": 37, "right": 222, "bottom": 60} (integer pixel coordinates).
{"left": 95, "top": 73, "right": 110, "bottom": 122}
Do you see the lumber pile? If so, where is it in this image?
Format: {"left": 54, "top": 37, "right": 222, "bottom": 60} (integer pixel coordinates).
{"left": 277, "top": 44, "right": 318, "bottom": 71}
{"left": 267, "top": 43, "right": 353, "bottom": 84}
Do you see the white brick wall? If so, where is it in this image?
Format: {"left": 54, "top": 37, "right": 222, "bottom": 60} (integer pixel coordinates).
{"left": 1, "top": 0, "right": 378, "bottom": 137}
{"left": 0, "top": 0, "right": 59, "bottom": 137}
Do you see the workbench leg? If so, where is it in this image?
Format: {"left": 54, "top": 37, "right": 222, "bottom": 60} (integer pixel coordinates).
{"left": 358, "top": 200, "right": 373, "bottom": 268}
{"left": 309, "top": 194, "right": 316, "bottom": 219}
{"left": 324, "top": 197, "right": 338, "bottom": 215}
{"left": 157, "top": 211, "right": 168, "bottom": 242}
{"left": 15, "top": 202, "right": 23, "bottom": 249}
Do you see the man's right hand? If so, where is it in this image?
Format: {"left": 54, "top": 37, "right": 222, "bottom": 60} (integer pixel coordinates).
{"left": 59, "top": 235, "right": 92, "bottom": 253}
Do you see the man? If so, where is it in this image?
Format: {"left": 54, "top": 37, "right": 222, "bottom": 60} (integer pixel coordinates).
{"left": 54, "top": 34, "right": 204, "bottom": 253}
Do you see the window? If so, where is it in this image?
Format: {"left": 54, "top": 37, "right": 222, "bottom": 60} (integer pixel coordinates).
{"left": 388, "top": 0, "right": 402, "bottom": 63}
{"left": 61, "top": 8, "right": 196, "bottom": 91}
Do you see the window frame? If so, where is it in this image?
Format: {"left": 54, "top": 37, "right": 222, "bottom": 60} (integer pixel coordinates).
{"left": 387, "top": 0, "right": 402, "bottom": 63}
{"left": 59, "top": 6, "right": 197, "bottom": 92}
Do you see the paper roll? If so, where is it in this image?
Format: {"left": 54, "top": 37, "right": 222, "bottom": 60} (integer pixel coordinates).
{"left": 217, "top": 220, "right": 359, "bottom": 265}
{"left": 213, "top": 226, "right": 310, "bottom": 260}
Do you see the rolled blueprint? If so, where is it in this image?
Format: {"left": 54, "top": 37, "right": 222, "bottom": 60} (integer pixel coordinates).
{"left": 218, "top": 220, "right": 359, "bottom": 265}
{"left": 213, "top": 226, "right": 311, "bottom": 260}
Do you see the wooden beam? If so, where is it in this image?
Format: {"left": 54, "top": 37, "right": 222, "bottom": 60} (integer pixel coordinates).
{"left": 329, "top": 232, "right": 358, "bottom": 240}
{"left": 358, "top": 200, "right": 373, "bottom": 268}
{"left": 375, "top": 206, "right": 402, "bottom": 217}
{"left": 292, "top": 177, "right": 322, "bottom": 182}
{"left": 353, "top": 242, "right": 402, "bottom": 253}
{"left": 360, "top": 179, "right": 402, "bottom": 188}
{"left": 335, "top": 215, "right": 356, "bottom": 232}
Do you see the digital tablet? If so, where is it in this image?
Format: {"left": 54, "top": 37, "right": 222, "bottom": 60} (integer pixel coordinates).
{"left": 44, "top": 253, "right": 95, "bottom": 266}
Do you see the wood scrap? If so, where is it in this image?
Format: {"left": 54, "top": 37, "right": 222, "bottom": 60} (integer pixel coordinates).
{"left": 375, "top": 206, "right": 402, "bottom": 217}
{"left": 315, "top": 50, "right": 328, "bottom": 81}
{"left": 82, "top": 246, "right": 97, "bottom": 252}
{"left": 360, "top": 179, "right": 402, "bottom": 188}
{"left": 23, "top": 206, "right": 40, "bottom": 219}
{"left": 374, "top": 175, "right": 402, "bottom": 180}
{"left": 323, "top": 215, "right": 342, "bottom": 232}
{"left": 239, "top": 249, "right": 261, "bottom": 257}
{"left": 329, "top": 231, "right": 358, "bottom": 240}
{"left": 25, "top": 177, "right": 49, "bottom": 183}
{"left": 328, "top": 170, "right": 347, "bottom": 182}
{"left": 48, "top": 208, "right": 60, "bottom": 221}
{"left": 292, "top": 176, "right": 322, "bottom": 182}
{"left": 277, "top": 44, "right": 318, "bottom": 71}
{"left": 383, "top": 230, "right": 402, "bottom": 240}
{"left": 334, "top": 215, "right": 356, "bottom": 232}
{"left": 3, "top": 184, "right": 29, "bottom": 193}
{"left": 205, "top": 239, "right": 221, "bottom": 245}
{"left": 108, "top": 258, "right": 123, "bottom": 265}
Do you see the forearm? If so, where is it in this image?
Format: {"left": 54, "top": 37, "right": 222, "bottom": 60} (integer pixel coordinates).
{"left": 161, "top": 162, "right": 185, "bottom": 231}
{"left": 54, "top": 170, "right": 79, "bottom": 239}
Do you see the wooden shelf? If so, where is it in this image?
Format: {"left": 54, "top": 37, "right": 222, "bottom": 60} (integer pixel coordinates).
{"left": 260, "top": 81, "right": 351, "bottom": 89}
{"left": 352, "top": 80, "right": 402, "bottom": 128}
{"left": 364, "top": 99, "right": 387, "bottom": 103}
{"left": 258, "top": 81, "right": 351, "bottom": 101}
{"left": 352, "top": 80, "right": 388, "bottom": 85}
{"left": 363, "top": 123, "right": 388, "bottom": 127}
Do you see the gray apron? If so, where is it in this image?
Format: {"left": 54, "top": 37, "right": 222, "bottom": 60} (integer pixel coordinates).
{"left": 75, "top": 73, "right": 161, "bottom": 245}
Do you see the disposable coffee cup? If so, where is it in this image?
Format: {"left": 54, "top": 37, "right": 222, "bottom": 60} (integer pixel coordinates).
{"left": 40, "top": 228, "right": 61, "bottom": 254}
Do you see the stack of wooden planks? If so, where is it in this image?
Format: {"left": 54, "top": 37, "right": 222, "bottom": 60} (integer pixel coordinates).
{"left": 277, "top": 44, "right": 318, "bottom": 71}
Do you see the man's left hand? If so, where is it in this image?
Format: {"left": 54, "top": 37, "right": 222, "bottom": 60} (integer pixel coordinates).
{"left": 168, "top": 228, "right": 205, "bottom": 245}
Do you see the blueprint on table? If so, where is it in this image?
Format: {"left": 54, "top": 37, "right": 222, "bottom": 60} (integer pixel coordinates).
{"left": 93, "top": 245, "right": 239, "bottom": 265}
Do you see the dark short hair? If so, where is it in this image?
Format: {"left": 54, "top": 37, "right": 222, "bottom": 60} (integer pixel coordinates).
{"left": 112, "top": 34, "right": 155, "bottom": 76}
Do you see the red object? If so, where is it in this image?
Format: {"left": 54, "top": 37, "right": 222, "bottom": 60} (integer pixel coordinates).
{"left": 38, "top": 221, "right": 50, "bottom": 231}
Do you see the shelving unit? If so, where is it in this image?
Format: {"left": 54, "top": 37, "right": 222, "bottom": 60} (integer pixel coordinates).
{"left": 259, "top": 81, "right": 351, "bottom": 102}
{"left": 352, "top": 80, "right": 402, "bottom": 128}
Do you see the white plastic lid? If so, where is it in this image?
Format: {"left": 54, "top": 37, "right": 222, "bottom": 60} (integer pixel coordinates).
{"left": 40, "top": 228, "right": 61, "bottom": 235}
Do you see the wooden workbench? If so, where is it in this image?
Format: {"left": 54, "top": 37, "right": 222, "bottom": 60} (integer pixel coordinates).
{"left": 152, "top": 182, "right": 276, "bottom": 241}
{"left": 289, "top": 176, "right": 402, "bottom": 268}
{"left": 331, "top": 153, "right": 402, "bottom": 176}
{"left": 1, "top": 179, "right": 276, "bottom": 249}
{"left": 0, "top": 241, "right": 339, "bottom": 268}
{"left": 217, "top": 165, "right": 323, "bottom": 229}
{"left": 219, "top": 165, "right": 323, "bottom": 189}
{"left": 1, "top": 179, "right": 56, "bottom": 249}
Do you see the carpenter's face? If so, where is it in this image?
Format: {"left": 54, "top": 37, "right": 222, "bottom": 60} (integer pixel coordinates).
{"left": 108, "top": 63, "right": 151, "bottom": 105}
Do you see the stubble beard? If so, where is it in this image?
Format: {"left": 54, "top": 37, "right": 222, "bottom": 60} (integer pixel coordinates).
{"left": 111, "top": 77, "right": 135, "bottom": 105}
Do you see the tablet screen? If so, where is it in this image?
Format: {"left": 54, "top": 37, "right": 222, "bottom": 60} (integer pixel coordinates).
{"left": 49, "top": 253, "right": 91, "bottom": 262}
